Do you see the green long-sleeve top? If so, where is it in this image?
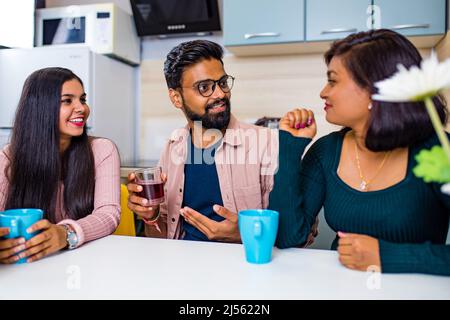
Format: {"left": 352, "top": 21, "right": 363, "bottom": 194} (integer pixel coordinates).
{"left": 269, "top": 129, "right": 450, "bottom": 275}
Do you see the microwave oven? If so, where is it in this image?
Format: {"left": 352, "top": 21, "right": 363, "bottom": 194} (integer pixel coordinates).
{"left": 35, "top": 3, "right": 140, "bottom": 65}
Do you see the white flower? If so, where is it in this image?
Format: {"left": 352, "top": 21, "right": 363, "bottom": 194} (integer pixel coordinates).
{"left": 372, "top": 51, "right": 450, "bottom": 102}
{"left": 441, "top": 183, "right": 450, "bottom": 196}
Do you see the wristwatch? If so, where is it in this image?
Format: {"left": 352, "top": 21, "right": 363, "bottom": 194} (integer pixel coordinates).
{"left": 62, "top": 224, "right": 79, "bottom": 250}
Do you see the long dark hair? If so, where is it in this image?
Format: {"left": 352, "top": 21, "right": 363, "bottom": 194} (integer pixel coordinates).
{"left": 324, "top": 29, "right": 447, "bottom": 151}
{"left": 4, "top": 67, "right": 95, "bottom": 222}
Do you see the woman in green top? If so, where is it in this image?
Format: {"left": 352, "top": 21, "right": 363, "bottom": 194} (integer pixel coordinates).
{"left": 269, "top": 29, "right": 450, "bottom": 275}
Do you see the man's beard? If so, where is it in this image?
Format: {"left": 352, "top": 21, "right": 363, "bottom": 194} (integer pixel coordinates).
{"left": 182, "top": 97, "right": 231, "bottom": 130}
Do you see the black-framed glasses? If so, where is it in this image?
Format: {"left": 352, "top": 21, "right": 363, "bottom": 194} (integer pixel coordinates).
{"left": 189, "top": 75, "right": 235, "bottom": 97}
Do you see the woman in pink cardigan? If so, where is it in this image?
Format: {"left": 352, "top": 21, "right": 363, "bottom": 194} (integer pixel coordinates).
{"left": 0, "top": 67, "right": 121, "bottom": 264}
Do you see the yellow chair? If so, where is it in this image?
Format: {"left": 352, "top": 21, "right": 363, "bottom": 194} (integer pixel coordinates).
{"left": 113, "top": 184, "right": 136, "bottom": 236}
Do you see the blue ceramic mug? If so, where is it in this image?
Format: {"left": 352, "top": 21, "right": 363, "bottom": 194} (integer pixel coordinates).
{"left": 0, "top": 208, "right": 44, "bottom": 264}
{"left": 238, "top": 209, "right": 279, "bottom": 264}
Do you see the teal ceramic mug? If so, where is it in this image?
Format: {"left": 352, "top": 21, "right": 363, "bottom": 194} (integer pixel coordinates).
{"left": 0, "top": 208, "right": 44, "bottom": 264}
{"left": 238, "top": 209, "right": 279, "bottom": 264}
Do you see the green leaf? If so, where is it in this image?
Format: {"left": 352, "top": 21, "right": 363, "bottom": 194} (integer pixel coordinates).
{"left": 413, "top": 146, "right": 450, "bottom": 183}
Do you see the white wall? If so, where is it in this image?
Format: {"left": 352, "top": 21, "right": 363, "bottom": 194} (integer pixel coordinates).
{"left": 0, "top": 0, "right": 35, "bottom": 48}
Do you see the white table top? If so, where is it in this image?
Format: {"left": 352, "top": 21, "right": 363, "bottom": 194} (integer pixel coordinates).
{"left": 0, "top": 235, "right": 449, "bottom": 300}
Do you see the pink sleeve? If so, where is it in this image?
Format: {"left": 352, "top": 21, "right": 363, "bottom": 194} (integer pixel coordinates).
{"left": 58, "top": 138, "right": 121, "bottom": 247}
{"left": 0, "top": 148, "right": 10, "bottom": 211}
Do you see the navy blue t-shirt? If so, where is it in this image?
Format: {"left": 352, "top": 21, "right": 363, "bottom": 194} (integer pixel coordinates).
{"left": 182, "top": 134, "right": 224, "bottom": 241}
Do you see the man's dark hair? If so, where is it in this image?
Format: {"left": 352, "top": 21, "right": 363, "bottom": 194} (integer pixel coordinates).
{"left": 324, "top": 29, "right": 447, "bottom": 151}
{"left": 164, "top": 40, "right": 224, "bottom": 89}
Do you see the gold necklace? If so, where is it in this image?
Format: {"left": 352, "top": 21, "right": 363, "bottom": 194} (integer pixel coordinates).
{"left": 354, "top": 135, "right": 391, "bottom": 191}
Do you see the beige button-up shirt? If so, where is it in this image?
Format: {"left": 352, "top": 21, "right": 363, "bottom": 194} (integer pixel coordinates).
{"left": 145, "top": 115, "right": 279, "bottom": 239}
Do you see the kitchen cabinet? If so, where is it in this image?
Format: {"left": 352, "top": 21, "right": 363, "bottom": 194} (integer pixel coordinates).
{"left": 306, "top": 0, "right": 372, "bottom": 41}
{"left": 223, "top": 0, "right": 305, "bottom": 46}
{"left": 223, "top": 0, "right": 448, "bottom": 56}
{"left": 374, "top": 0, "right": 447, "bottom": 37}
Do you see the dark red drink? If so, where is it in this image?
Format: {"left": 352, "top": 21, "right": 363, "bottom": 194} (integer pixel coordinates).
{"left": 137, "top": 181, "right": 165, "bottom": 205}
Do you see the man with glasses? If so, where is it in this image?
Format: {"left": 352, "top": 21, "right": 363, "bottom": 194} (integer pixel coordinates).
{"left": 126, "top": 40, "right": 317, "bottom": 244}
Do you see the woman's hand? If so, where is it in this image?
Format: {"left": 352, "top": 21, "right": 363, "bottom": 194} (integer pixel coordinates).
{"left": 0, "top": 227, "right": 26, "bottom": 264}
{"left": 279, "top": 108, "right": 317, "bottom": 139}
{"left": 17, "top": 220, "right": 68, "bottom": 263}
{"left": 337, "top": 232, "right": 382, "bottom": 272}
{"left": 127, "top": 172, "right": 167, "bottom": 221}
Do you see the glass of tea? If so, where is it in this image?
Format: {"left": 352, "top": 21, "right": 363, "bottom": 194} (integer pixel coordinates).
{"left": 134, "top": 167, "right": 165, "bottom": 206}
